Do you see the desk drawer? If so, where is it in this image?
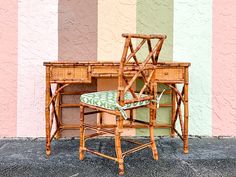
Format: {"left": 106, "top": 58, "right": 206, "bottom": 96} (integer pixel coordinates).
{"left": 50, "top": 66, "right": 91, "bottom": 82}
{"left": 154, "top": 68, "right": 184, "bottom": 82}
{"left": 92, "top": 66, "right": 119, "bottom": 77}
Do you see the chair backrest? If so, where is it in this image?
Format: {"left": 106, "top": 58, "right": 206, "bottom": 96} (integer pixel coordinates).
{"left": 117, "top": 33, "right": 167, "bottom": 106}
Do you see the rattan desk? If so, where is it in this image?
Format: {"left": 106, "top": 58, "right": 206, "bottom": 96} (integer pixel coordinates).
{"left": 44, "top": 61, "right": 190, "bottom": 156}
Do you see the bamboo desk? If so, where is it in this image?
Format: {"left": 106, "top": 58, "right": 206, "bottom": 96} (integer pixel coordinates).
{"left": 44, "top": 61, "right": 190, "bottom": 156}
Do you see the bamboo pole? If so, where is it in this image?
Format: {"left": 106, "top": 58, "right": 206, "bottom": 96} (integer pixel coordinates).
{"left": 79, "top": 106, "right": 85, "bottom": 160}
{"left": 55, "top": 84, "right": 62, "bottom": 139}
{"left": 183, "top": 67, "right": 189, "bottom": 154}
{"left": 115, "top": 116, "right": 124, "bottom": 175}
{"left": 147, "top": 39, "right": 155, "bottom": 64}
{"left": 171, "top": 84, "right": 176, "bottom": 137}
{"left": 122, "top": 33, "right": 167, "bottom": 39}
{"left": 84, "top": 148, "right": 117, "bottom": 161}
{"left": 122, "top": 143, "right": 151, "bottom": 157}
{"left": 45, "top": 66, "right": 51, "bottom": 156}
{"left": 173, "top": 128, "right": 184, "bottom": 141}
{"left": 149, "top": 82, "right": 158, "bottom": 160}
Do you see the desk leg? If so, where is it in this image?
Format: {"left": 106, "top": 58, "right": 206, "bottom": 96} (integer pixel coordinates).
{"left": 45, "top": 67, "right": 51, "bottom": 156}
{"left": 55, "top": 84, "right": 61, "bottom": 140}
{"left": 183, "top": 70, "right": 189, "bottom": 154}
{"left": 171, "top": 84, "right": 176, "bottom": 137}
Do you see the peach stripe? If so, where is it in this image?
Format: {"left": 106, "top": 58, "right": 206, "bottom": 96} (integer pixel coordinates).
{"left": 213, "top": 0, "right": 236, "bottom": 136}
{"left": 97, "top": 0, "right": 136, "bottom": 61}
{"left": 0, "top": 1, "right": 18, "bottom": 137}
{"left": 97, "top": 0, "right": 136, "bottom": 136}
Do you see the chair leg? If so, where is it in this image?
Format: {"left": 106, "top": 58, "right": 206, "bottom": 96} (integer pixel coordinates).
{"left": 115, "top": 132, "right": 124, "bottom": 175}
{"left": 79, "top": 105, "right": 85, "bottom": 160}
{"left": 115, "top": 116, "right": 124, "bottom": 175}
{"left": 149, "top": 108, "right": 158, "bottom": 160}
{"left": 149, "top": 125, "right": 158, "bottom": 160}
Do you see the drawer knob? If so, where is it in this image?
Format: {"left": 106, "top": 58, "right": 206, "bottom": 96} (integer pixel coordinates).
{"left": 67, "top": 71, "right": 72, "bottom": 75}
{"left": 164, "top": 72, "right": 169, "bottom": 75}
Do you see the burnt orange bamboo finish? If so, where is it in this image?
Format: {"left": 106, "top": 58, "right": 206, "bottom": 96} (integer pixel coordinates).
{"left": 79, "top": 33, "right": 167, "bottom": 175}
{"left": 44, "top": 63, "right": 190, "bottom": 154}
{"left": 43, "top": 35, "right": 190, "bottom": 164}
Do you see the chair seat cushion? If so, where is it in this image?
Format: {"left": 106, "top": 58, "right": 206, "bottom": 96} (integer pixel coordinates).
{"left": 80, "top": 90, "right": 150, "bottom": 110}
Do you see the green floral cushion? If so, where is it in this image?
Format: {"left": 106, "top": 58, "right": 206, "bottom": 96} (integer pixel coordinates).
{"left": 80, "top": 90, "right": 150, "bottom": 111}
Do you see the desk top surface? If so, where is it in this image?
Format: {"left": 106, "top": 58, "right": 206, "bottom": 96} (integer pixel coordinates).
{"left": 44, "top": 61, "right": 191, "bottom": 67}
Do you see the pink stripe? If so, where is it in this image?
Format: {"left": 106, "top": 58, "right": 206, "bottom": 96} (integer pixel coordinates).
{"left": 213, "top": 0, "right": 236, "bottom": 136}
{"left": 0, "top": 1, "right": 18, "bottom": 136}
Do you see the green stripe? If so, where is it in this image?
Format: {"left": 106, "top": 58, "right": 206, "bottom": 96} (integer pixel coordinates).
{"left": 136, "top": 0, "right": 173, "bottom": 136}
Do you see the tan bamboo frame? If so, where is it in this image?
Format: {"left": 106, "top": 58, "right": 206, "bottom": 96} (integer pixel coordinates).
{"left": 44, "top": 51, "right": 190, "bottom": 164}
{"left": 44, "top": 63, "right": 190, "bottom": 156}
{"left": 79, "top": 33, "right": 167, "bottom": 175}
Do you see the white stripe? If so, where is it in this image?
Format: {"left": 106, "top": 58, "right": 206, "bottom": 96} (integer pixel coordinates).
{"left": 173, "top": 0, "right": 212, "bottom": 135}
{"left": 17, "top": 0, "right": 58, "bottom": 137}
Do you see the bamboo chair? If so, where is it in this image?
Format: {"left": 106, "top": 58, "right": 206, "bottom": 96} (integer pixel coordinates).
{"left": 79, "top": 33, "right": 167, "bottom": 175}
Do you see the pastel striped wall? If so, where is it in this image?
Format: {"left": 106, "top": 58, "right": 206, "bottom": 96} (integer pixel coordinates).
{"left": 0, "top": 0, "right": 236, "bottom": 137}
